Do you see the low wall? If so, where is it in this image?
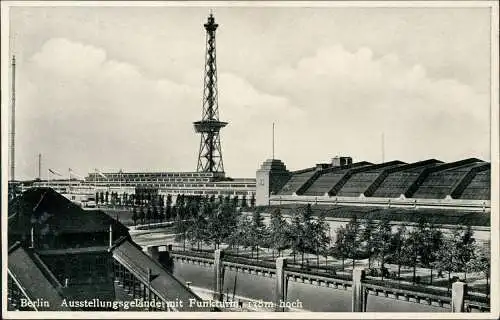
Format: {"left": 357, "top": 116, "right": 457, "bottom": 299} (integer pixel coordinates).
{"left": 153, "top": 249, "right": 488, "bottom": 312}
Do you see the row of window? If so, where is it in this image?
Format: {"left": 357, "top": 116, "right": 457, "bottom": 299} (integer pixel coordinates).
{"left": 92, "top": 178, "right": 212, "bottom": 183}
{"left": 90, "top": 182, "right": 255, "bottom": 189}
{"left": 90, "top": 172, "right": 217, "bottom": 178}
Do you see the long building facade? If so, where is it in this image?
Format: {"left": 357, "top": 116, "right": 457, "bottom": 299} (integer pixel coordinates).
{"left": 27, "top": 171, "right": 256, "bottom": 203}
{"left": 256, "top": 156, "right": 491, "bottom": 212}
{"left": 86, "top": 171, "right": 256, "bottom": 198}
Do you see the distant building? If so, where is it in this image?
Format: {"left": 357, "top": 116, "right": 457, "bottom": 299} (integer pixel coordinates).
{"left": 28, "top": 171, "right": 256, "bottom": 205}
{"left": 7, "top": 188, "right": 211, "bottom": 312}
{"left": 256, "top": 157, "right": 490, "bottom": 212}
{"left": 86, "top": 171, "right": 255, "bottom": 199}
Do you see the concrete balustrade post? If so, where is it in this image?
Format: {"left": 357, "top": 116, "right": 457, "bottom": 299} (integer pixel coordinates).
{"left": 274, "top": 257, "right": 288, "bottom": 312}
{"left": 352, "top": 267, "right": 367, "bottom": 312}
{"left": 451, "top": 281, "right": 467, "bottom": 312}
{"left": 213, "top": 249, "right": 224, "bottom": 301}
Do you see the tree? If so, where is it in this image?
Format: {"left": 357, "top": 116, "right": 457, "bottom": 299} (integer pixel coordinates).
{"left": 174, "top": 213, "right": 189, "bottom": 251}
{"left": 289, "top": 212, "right": 303, "bottom": 264}
{"left": 152, "top": 206, "right": 159, "bottom": 223}
{"left": 373, "top": 218, "right": 392, "bottom": 278}
{"left": 123, "top": 193, "right": 128, "bottom": 207}
{"left": 206, "top": 203, "right": 239, "bottom": 250}
{"left": 171, "top": 206, "right": 178, "bottom": 222}
{"left": 138, "top": 206, "right": 145, "bottom": 224}
{"left": 390, "top": 225, "right": 407, "bottom": 279}
{"left": 186, "top": 205, "right": 209, "bottom": 250}
{"left": 420, "top": 223, "right": 443, "bottom": 284}
{"left": 95, "top": 192, "right": 100, "bottom": 206}
{"left": 159, "top": 205, "right": 165, "bottom": 222}
{"left": 146, "top": 206, "right": 152, "bottom": 224}
{"left": 249, "top": 210, "right": 267, "bottom": 259}
{"left": 434, "top": 228, "right": 463, "bottom": 290}
{"left": 467, "top": 240, "right": 490, "bottom": 295}
{"left": 230, "top": 215, "right": 253, "bottom": 255}
{"left": 250, "top": 193, "right": 256, "bottom": 208}
{"left": 131, "top": 206, "right": 138, "bottom": 225}
{"left": 268, "top": 207, "right": 290, "bottom": 258}
{"left": 402, "top": 228, "right": 422, "bottom": 284}
{"left": 343, "top": 215, "right": 362, "bottom": 270}
{"left": 166, "top": 193, "right": 172, "bottom": 207}
{"left": 232, "top": 196, "right": 239, "bottom": 209}
{"left": 176, "top": 195, "right": 186, "bottom": 220}
{"left": 361, "top": 218, "right": 376, "bottom": 268}
{"left": 165, "top": 194, "right": 172, "bottom": 221}
{"left": 241, "top": 195, "right": 247, "bottom": 208}
{"left": 298, "top": 204, "right": 316, "bottom": 267}
{"left": 457, "top": 225, "right": 476, "bottom": 280}
{"left": 219, "top": 203, "right": 239, "bottom": 244}
{"left": 333, "top": 225, "right": 348, "bottom": 270}
{"left": 105, "top": 191, "right": 109, "bottom": 204}
{"left": 312, "top": 211, "right": 330, "bottom": 266}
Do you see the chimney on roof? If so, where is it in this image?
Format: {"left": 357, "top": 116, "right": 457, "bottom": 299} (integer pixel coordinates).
{"left": 316, "top": 163, "right": 331, "bottom": 170}
{"left": 332, "top": 156, "right": 353, "bottom": 168}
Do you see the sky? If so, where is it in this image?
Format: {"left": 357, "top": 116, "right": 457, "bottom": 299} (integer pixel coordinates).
{"left": 6, "top": 4, "right": 492, "bottom": 180}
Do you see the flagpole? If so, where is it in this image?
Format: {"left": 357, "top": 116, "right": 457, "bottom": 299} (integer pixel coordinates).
{"left": 68, "top": 168, "right": 71, "bottom": 194}
{"left": 272, "top": 122, "right": 275, "bottom": 160}
{"left": 48, "top": 169, "right": 51, "bottom": 187}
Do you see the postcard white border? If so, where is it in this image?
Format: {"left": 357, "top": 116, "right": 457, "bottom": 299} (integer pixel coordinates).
{"left": 1, "top": 1, "right": 498, "bottom": 319}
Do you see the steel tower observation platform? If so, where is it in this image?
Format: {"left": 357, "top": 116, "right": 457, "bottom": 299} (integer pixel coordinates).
{"left": 194, "top": 14, "right": 228, "bottom": 174}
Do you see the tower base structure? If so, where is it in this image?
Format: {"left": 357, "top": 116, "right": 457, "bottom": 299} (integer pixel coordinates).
{"left": 256, "top": 159, "right": 291, "bottom": 206}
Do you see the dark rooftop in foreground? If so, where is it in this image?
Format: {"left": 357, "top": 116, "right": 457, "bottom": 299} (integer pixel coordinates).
{"left": 7, "top": 188, "right": 208, "bottom": 311}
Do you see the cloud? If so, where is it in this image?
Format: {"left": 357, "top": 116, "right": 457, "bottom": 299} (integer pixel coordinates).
{"left": 260, "top": 44, "right": 489, "bottom": 168}
{"left": 32, "top": 38, "right": 107, "bottom": 78}
{"left": 16, "top": 38, "right": 302, "bottom": 179}
{"left": 14, "top": 37, "right": 490, "bottom": 180}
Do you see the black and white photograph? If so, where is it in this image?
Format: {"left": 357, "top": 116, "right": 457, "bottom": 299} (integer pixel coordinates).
{"left": 2, "top": 1, "right": 499, "bottom": 318}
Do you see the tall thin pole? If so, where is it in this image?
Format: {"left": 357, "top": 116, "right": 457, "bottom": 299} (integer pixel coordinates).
{"left": 381, "top": 132, "right": 385, "bottom": 163}
{"left": 272, "top": 122, "right": 275, "bottom": 160}
{"left": 38, "top": 154, "right": 42, "bottom": 180}
{"left": 10, "top": 56, "right": 16, "bottom": 181}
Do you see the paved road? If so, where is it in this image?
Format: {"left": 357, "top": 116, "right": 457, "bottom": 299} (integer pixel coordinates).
{"left": 131, "top": 231, "right": 177, "bottom": 248}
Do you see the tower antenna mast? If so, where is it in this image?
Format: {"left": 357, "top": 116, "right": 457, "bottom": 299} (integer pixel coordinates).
{"left": 381, "top": 132, "right": 385, "bottom": 163}
{"left": 194, "top": 13, "right": 228, "bottom": 173}
{"left": 38, "top": 153, "right": 42, "bottom": 180}
{"left": 272, "top": 122, "right": 275, "bottom": 160}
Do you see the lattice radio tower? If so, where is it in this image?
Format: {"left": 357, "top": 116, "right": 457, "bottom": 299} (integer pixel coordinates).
{"left": 193, "top": 13, "right": 228, "bottom": 173}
